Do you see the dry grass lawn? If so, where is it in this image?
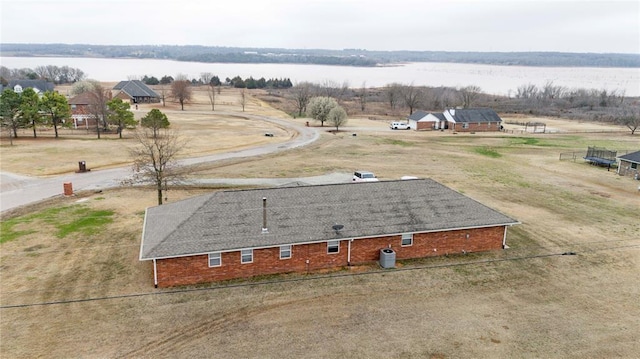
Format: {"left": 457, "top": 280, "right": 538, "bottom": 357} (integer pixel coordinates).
{"left": 1, "top": 88, "right": 639, "bottom": 358}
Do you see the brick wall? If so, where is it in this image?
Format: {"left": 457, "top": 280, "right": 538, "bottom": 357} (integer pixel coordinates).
{"left": 452, "top": 122, "right": 501, "bottom": 132}
{"left": 618, "top": 159, "right": 639, "bottom": 177}
{"left": 155, "top": 226, "right": 506, "bottom": 287}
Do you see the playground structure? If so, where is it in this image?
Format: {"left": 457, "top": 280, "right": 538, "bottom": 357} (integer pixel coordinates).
{"left": 583, "top": 146, "right": 617, "bottom": 168}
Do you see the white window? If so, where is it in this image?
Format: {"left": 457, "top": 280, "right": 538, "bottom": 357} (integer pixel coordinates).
{"left": 462, "top": 123, "right": 469, "bottom": 129}
{"left": 401, "top": 233, "right": 413, "bottom": 246}
{"left": 241, "top": 249, "right": 253, "bottom": 264}
{"left": 208, "top": 252, "right": 221, "bottom": 267}
{"left": 327, "top": 240, "right": 340, "bottom": 254}
{"left": 280, "top": 245, "right": 292, "bottom": 259}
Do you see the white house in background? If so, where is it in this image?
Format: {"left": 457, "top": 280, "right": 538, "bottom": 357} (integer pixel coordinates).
{"left": 7, "top": 80, "right": 55, "bottom": 95}
{"left": 407, "top": 111, "right": 447, "bottom": 131}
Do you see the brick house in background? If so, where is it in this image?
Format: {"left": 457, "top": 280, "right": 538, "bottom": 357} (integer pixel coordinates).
{"left": 113, "top": 80, "right": 160, "bottom": 103}
{"left": 444, "top": 108, "right": 503, "bottom": 132}
{"left": 616, "top": 150, "right": 640, "bottom": 179}
{"left": 140, "top": 179, "right": 519, "bottom": 288}
{"left": 68, "top": 92, "right": 98, "bottom": 129}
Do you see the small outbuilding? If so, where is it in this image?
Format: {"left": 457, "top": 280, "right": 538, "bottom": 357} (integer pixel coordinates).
{"left": 616, "top": 150, "right": 640, "bottom": 178}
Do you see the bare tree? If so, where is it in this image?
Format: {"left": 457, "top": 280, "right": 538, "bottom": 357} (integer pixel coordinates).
{"left": 357, "top": 82, "right": 368, "bottom": 112}
{"left": 201, "top": 73, "right": 216, "bottom": 111}
{"left": 87, "top": 84, "right": 112, "bottom": 139}
{"left": 157, "top": 84, "right": 168, "bottom": 107}
{"left": 516, "top": 83, "right": 538, "bottom": 100}
{"left": 130, "top": 127, "right": 185, "bottom": 205}
{"left": 458, "top": 85, "right": 482, "bottom": 108}
{"left": 616, "top": 106, "right": 640, "bottom": 135}
{"left": 402, "top": 84, "right": 422, "bottom": 115}
{"left": 541, "top": 81, "right": 565, "bottom": 101}
{"left": 206, "top": 83, "right": 216, "bottom": 111}
{"left": 240, "top": 89, "right": 247, "bottom": 112}
{"left": 291, "top": 82, "right": 313, "bottom": 117}
{"left": 319, "top": 80, "right": 350, "bottom": 103}
{"left": 384, "top": 83, "right": 402, "bottom": 110}
{"left": 170, "top": 74, "right": 192, "bottom": 110}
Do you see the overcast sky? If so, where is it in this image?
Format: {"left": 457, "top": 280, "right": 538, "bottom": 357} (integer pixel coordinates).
{"left": 1, "top": 0, "right": 638, "bottom": 54}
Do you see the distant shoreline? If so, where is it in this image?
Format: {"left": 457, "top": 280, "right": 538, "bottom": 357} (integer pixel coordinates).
{"left": 2, "top": 43, "right": 639, "bottom": 68}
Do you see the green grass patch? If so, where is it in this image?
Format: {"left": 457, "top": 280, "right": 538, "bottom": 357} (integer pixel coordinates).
{"left": 55, "top": 209, "right": 114, "bottom": 238}
{"left": 509, "top": 137, "right": 540, "bottom": 146}
{"left": 0, "top": 218, "right": 37, "bottom": 244}
{"left": 474, "top": 147, "right": 502, "bottom": 158}
{"left": 0, "top": 205, "right": 115, "bottom": 243}
{"left": 380, "top": 138, "right": 414, "bottom": 147}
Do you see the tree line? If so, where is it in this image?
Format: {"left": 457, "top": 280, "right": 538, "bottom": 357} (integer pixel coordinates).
{"left": 4, "top": 43, "right": 639, "bottom": 68}
{"left": 1, "top": 65, "right": 86, "bottom": 85}
{"left": 140, "top": 73, "right": 292, "bottom": 89}
{"left": 282, "top": 80, "right": 639, "bottom": 134}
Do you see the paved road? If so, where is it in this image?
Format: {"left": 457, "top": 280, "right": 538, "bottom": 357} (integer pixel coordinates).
{"left": 0, "top": 113, "right": 333, "bottom": 213}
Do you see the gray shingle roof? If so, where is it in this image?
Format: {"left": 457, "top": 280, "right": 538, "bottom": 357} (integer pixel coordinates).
{"left": 140, "top": 179, "right": 518, "bottom": 260}
{"left": 448, "top": 108, "right": 502, "bottom": 123}
{"left": 430, "top": 113, "right": 447, "bottom": 121}
{"left": 113, "top": 80, "right": 160, "bottom": 98}
{"left": 407, "top": 110, "right": 429, "bottom": 121}
{"left": 7, "top": 80, "right": 55, "bottom": 93}
{"left": 617, "top": 150, "right": 640, "bottom": 164}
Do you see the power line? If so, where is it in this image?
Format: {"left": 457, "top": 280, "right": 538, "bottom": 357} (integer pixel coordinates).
{"left": 2, "top": 243, "right": 638, "bottom": 310}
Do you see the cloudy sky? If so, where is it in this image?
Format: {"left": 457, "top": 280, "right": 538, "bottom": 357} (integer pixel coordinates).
{"left": 1, "top": 0, "right": 638, "bottom": 53}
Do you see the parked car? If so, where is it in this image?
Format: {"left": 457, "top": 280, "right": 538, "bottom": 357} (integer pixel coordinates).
{"left": 353, "top": 171, "right": 379, "bottom": 182}
{"left": 390, "top": 122, "right": 410, "bottom": 130}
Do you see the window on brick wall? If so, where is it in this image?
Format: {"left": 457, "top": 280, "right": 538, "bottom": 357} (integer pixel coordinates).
{"left": 327, "top": 240, "right": 340, "bottom": 254}
{"left": 241, "top": 249, "right": 253, "bottom": 264}
{"left": 401, "top": 233, "right": 413, "bottom": 246}
{"left": 280, "top": 245, "right": 292, "bottom": 259}
{"left": 208, "top": 252, "right": 221, "bottom": 267}
{"left": 462, "top": 123, "right": 469, "bottom": 129}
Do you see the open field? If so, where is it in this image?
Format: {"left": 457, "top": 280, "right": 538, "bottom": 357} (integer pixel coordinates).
{"left": 1, "top": 89, "right": 639, "bottom": 358}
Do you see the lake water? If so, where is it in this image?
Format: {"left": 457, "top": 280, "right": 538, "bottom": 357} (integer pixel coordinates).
{"left": 1, "top": 56, "right": 639, "bottom": 96}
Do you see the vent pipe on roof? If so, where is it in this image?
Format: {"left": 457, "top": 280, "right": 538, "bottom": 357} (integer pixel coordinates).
{"left": 262, "top": 197, "right": 268, "bottom": 234}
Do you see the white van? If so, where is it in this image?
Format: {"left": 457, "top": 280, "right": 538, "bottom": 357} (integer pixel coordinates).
{"left": 352, "top": 171, "right": 379, "bottom": 182}
{"left": 390, "top": 122, "right": 410, "bottom": 130}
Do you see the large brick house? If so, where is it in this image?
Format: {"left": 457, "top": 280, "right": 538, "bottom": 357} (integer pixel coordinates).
{"left": 140, "top": 179, "right": 519, "bottom": 287}
{"left": 443, "top": 108, "right": 503, "bottom": 132}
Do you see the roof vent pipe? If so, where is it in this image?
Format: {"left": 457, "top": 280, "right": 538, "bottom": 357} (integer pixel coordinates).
{"left": 262, "top": 197, "right": 268, "bottom": 234}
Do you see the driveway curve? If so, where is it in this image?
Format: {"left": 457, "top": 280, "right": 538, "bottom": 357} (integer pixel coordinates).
{"left": 0, "top": 113, "right": 326, "bottom": 213}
